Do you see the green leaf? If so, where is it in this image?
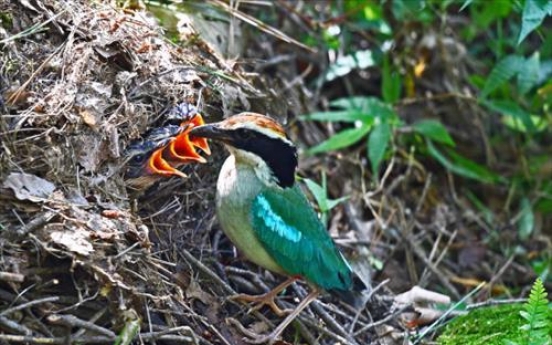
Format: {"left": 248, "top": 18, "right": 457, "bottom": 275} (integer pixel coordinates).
{"left": 303, "top": 178, "right": 328, "bottom": 211}
{"left": 518, "top": 198, "right": 535, "bottom": 240}
{"left": 114, "top": 316, "right": 140, "bottom": 345}
{"left": 303, "top": 174, "right": 349, "bottom": 225}
{"left": 445, "top": 148, "right": 504, "bottom": 183}
{"left": 482, "top": 99, "right": 536, "bottom": 133}
{"left": 301, "top": 110, "right": 374, "bottom": 123}
{"left": 502, "top": 114, "right": 547, "bottom": 133}
{"left": 382, "top": 55, "right": 401, "bottom": 103}
{"left": 326, "top": 196, "right": 349, "bottom": 210}
{"left": 481, "top": 55, "right": 524, "bottom": 98}
{"left": 426, "top": 140, "right": 502, "bottom": 183}
{"left": 519, "top": 278, "right": 551, "bottom": 345}
{"left": 303, "top": 97, "right": 398, "bottom": 126}
{"left": 330, "top": 96, "right": 396, "bottom": 119}
{"left": 308, "top": 124, "right": 371, "bottom": 154}
{"left": 517, "top": 52, "right": 540, "bottom": 95}
{"left": 465, "top": 191, "right": 494, "bottom": 224}
{"left": 412, "top": 119, "right": 455, "bottom": 146}
{"left": 459, "top": 0, "right": 474, "bottom": 12}
{"left": 518, "top": 0, "right": 552, "bottom": 45}
{"left": 368, "top": 122, "right": 391, "bottom": 177}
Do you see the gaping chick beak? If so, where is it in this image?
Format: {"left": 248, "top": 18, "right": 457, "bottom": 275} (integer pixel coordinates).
{"left": 148, "top": 143, "right": 188, "bottom": 178}
{"left": 163, "top": 115, "right": 210, "bottom": 165}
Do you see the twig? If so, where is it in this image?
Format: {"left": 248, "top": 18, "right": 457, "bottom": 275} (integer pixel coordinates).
{"left": 480, "top": 255, "right": 516, "bottom": 298}
{"left": 72, "top": 308, "right": 108, "bottom": 338}
{"left": 292, "top": 284, "right": 359, "bottom": 345}
{"left": 467, "top": 298, "right": 526, "bottom": 310}
{"left": 0, "top": 296, "right": 59, "bottom": 317}
{"left": 140, "top": 325, "right": 198, "bottom": 344}
{"left": 179, "top": 249, "right": 236, "bottom": 295}
{"left": 47, "top": 314, "right": 116, "bottom": 338}
{"left": 206, "top": 324, "right": 233, "bottom": 345}
{"left": 0, "top": 334, "right": 113, "bottom": 344}
{"left": 0, "top": 271, "right": 25, "bottom": 282}
{"left": 7, "top": 43, "right": 65, "bottom": 106}
{"left": 296, "top": 315, "right": 352, "bottom": 344}
{"left": 0, "top": 315, "right": 33, "bottom": 335}
{"left": 208, "top": 0, "right": 316, "bottom": 53}
{"left": 353, "top": 304, "right": 410, "bottom": 337}
{"left": 14, "top": 211, "right": 56, "bottom": 237}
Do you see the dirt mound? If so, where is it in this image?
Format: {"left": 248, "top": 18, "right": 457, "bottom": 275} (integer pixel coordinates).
{"left": 0, "top": 1, "right": 392, "bottom": 344}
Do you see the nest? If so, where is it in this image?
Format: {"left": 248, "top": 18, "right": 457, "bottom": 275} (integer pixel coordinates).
{"left": 0, "top": 1, "right": 396, "bottom": 344}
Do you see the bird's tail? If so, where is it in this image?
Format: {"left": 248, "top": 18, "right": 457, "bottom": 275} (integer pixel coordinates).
{"left": 330, "top": 274, "right": 370, "bottom": 309}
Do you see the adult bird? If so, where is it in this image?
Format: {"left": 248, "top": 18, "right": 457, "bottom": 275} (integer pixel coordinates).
{"left": 190, "top": 113, "right": 367, "bottom": 343}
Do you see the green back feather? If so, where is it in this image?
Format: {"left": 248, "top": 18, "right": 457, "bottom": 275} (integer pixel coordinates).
{"left": 250, "top": 185, "right": 353, "bottom": 291}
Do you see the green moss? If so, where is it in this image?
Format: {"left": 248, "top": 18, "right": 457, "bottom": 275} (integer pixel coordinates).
{"left": 438, "top": 304, "right": 527, "bottom": 345}
{"left": 0, "top": 12, "right": 13, "bottom": 30}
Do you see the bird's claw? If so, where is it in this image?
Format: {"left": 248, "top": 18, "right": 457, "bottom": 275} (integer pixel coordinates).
{"left": 229, "top": 293, "right": 291, "bottom": 317}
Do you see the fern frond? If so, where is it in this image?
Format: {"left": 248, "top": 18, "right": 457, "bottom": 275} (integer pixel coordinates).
{"left": 519, "top": 278, "right": 551, "bottom": 345}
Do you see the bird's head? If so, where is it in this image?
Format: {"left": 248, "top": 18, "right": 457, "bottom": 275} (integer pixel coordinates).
{"left": 189, "top": 113, "right": 298, "bottom": 188}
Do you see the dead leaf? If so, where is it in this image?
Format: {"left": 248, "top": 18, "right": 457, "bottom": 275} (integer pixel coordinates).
{"left": 2, "top": 172, "right": 56, "bottom": 202}
{"left": 79, "top": 109, "right": 97, "bottom": 128}
{"left": 185, "top": 279, "right": 214, "bottom": 305}
{"left": 50, "top": 227, "right": 94, "bottom": 256}
{"left": 74, "top": 135, "right": 106, "bottom": 173}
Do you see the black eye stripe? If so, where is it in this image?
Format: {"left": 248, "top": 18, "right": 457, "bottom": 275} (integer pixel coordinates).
{"left": 231, "top": 128, "right": 297, "bottom": 188}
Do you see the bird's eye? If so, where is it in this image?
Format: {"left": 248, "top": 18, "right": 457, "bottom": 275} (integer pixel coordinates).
{"left": 240, "top": 130, "right": 255, "bottom": 141}
{"left": 132, "top": 154, "right": 145, "bottom": 163}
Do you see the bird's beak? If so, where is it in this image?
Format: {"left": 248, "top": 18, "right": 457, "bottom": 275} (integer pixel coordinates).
{"left": 189, "top": 123, "right": 234, "bottom": 143}
{"left": 163, "top": 130, "right": 207, "bottom": 165}
{"left": 147, "top": 145, "right": 188, "bottom": 178}
{"left": 186, "top": 115, "right": 211, "bottom": 155}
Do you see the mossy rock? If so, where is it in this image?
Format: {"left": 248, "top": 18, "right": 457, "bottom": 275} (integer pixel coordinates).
{"left": 437, "top": 303, "right": 551, "bottom": 345}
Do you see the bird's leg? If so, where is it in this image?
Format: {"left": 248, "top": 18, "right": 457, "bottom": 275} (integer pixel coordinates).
{"left": 245, "top": 289, "right": 320, "bottom": 344}
{"left": 230, "top": 276, "right": 297, "bottom": 316}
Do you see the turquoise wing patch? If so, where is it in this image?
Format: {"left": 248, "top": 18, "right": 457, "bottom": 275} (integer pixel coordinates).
{"left": 250, "top": 185, "right": 353, "bottom": 291}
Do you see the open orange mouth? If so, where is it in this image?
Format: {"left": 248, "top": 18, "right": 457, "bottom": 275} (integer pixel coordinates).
{"left": 146, "top": 114, "right": 211, "bottom": 178}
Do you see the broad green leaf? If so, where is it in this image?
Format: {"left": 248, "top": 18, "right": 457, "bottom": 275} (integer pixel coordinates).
{"left": 471, "top": 0, "right": 513, "bottom": 30}
{"left": 445, "top": 148, "right": 504, "bottom": 183}
{"left": 517, "top": 0, "right": 552, "bottom": 45}
{"left": 308, "top": 124, "right": 371, "bottom": 154}
{"left": 502, "top": 114, "right": 547, "bottom": 132}
{"left": 368, "top": 122, "right": 391, "bottom": 177}
{"left": 301, "top": 110, "right": 374, "bottom": 123}
{"left": 517, "top": 52, "right": 540, "bottom": 95}
{"left": 382, "top": 55, "right": 402, "bottom": 103}
{"left": 481, "top": 55, "right": 524, "bottom": 98}
{"left": 482, "top": 99, "right": 536, "bottom": 133}
{"left": 518, "top": 198, "right": 534, "bottom": 240}
{"left": 412, "top": 119, "right": 455, "bottom": 146}
{"left": 426, "top": 140, "right": 502, "bottom": 183}
{"left": 330, "top": 96, "right": 375, "bottom": 110}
